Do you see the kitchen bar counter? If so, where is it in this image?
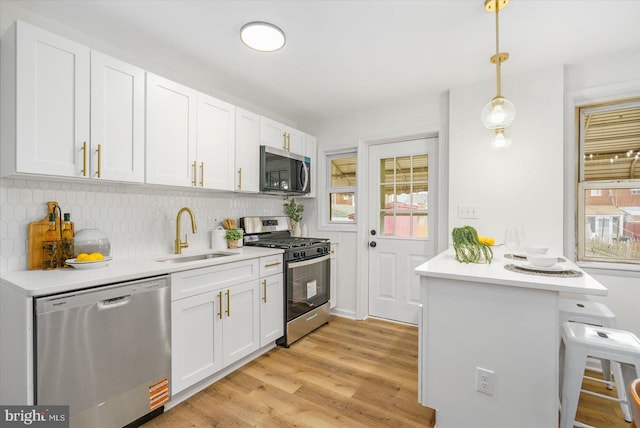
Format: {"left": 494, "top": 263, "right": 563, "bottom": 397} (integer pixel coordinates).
{"left": 415, "top": 248, "right": 607, "bottom": 428}
{"left": 0, "top": 247, "right": 283, "bottom": 297}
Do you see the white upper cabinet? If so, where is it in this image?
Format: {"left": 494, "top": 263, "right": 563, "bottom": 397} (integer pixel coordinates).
{"left": 260, "top": 117, "right": 306, "bottom": 157}
{"left": 5, "top": 21, "right": 90, "bottom": 177}
{"left": 90, "top": 51, "right": 145, "bottom": 182}
{"left": 146, "top": 73, "right": 236, "bottom": 189}
{"left": 1, "top": 21, "right": 144, "bottom": 182}
{"left": 235, "top": 108, "right": 261, "bottom": 192}
{"left": 146, "top": 73, "right": 197, "bottom": 186}
{"left": 196, "top": 93, "right": 235, "bottom": 190}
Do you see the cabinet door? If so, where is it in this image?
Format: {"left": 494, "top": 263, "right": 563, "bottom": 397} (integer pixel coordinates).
{"left": 222, "top": 281, "right": 260, "bottom": 367}
{"left": 196, "top": 93, "right": 235, "bottom": 190}
{"left": 90, "top": 51, "right": 145, "bottom": 182}
{"left": 146, "top": 73, "right": 196, "bottom": 186}
{"left": 235, "top": 108, "right": 260, "bottom": 192}
{"left": 15, "top": 21, "right": 90, "bottom": 177}
{"left": 260, "top": 117, "right": 288, "bottom": 151}
{"left": 171, "top": 290, "right": 223, "bottom": 394}
{"left": 260, "top": 273, "right": 284, "bottom": 346}
{"left": 287, "top": 128, "right": 306, "bottom": 157}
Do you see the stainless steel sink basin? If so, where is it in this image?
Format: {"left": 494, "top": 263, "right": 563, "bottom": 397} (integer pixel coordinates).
{"left": 156, "top": 252, "right": 234, "bottom": 263}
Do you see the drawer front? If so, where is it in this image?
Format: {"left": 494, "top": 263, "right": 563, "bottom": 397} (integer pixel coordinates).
{"left": 171, "top": 259, "right": 259, "bottom": 301}
{"left": 260, "top": 255, "right": 283, "bottom": 277}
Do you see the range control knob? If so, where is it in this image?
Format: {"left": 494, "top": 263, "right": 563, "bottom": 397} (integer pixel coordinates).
{"left": 317, "top": 247, "right": 324, "bottom": 254}
{"left": 300, "top": 251, "right": 306, "bottom": 258}
{"left": 293, "top": 251, "right": 300, "bottom": 258}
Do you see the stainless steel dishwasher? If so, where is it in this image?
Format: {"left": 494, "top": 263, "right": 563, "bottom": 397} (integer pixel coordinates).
{"left": 35, "top": 275, "right": 171, "bottom": 428}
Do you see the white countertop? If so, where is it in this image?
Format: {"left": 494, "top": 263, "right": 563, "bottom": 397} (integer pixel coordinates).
{"left": 1, "top": 247, "right": 284, "bottom": 297}
{"left": 415, "top": 248, "right": 607, "bottom": 296}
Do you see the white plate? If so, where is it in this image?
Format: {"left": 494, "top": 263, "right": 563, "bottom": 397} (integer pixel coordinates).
{"left": 513, "top": 261, "right": 569, "bottom": 273}
{"left": 66, "top": 257, "right": 112, "bottom": 270}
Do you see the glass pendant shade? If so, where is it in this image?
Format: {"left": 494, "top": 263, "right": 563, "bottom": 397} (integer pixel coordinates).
{"left": 489, "top": 128, "right": 512, "bottom": 151}
{"left": 481, "top": 96, "right": 516, "bottom": 129}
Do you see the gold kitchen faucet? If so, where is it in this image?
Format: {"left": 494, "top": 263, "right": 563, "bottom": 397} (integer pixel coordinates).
{"left": 175, "top": 207, "right": 197, "bottom": 254}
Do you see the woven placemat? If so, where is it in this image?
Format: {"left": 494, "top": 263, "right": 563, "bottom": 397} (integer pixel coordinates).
{"left": 504, "top": 263, "right": 583, "bottom": 278}
{"left": 504, "top": 253, "right": 566, "bottom": 263}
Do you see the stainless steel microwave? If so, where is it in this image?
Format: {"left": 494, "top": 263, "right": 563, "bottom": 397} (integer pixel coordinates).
{"left": 260, "top": 145, "right": 311, "bottom": 194}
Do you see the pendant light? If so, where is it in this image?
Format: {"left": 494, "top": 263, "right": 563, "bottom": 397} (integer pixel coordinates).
{"left": 481, "top": 0, "right": 515, "bottom": 149}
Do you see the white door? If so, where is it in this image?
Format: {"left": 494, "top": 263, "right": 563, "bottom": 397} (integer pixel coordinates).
{"left": 235, "top": 108, "right": 261, "bottom": 192}
{"left": 146, "top": 73, "right": 196, "bottom": 186}
{"left": 16, "top": 21, "right": 90, "bottom": 177}
{"left": 196, "top": 93, "right": 235, "bottom": 190}
{"left": 90, "top": 51, "right": 145, "bottom": 182}
{"left": 368, "top": 138, "right": 437, "bottom": 324}
{"left": 222, "top": 281, "right": 260, "bottom": 367}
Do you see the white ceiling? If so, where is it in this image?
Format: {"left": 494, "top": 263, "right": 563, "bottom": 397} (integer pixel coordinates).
{"left": 9, "top": 0, "right": 640, "bottom": 125}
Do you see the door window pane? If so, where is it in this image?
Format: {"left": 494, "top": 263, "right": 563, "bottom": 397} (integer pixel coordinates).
{"left": 379, "top": 154, "right": 429, "bottom": 238}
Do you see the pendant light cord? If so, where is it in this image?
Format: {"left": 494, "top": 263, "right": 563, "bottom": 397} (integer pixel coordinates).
{"left": 495, "top": 0, "right": 502, "bottom": 98}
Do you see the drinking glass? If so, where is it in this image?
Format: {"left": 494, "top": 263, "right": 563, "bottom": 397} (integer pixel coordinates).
{"left": 504, "top": 227, "right": 524, "bottom": 255}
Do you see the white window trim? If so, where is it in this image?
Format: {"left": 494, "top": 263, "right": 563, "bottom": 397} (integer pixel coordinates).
{"left": 318, "top": 147, "right": 358, "bottom": 232}
{"left": 564, "top": 80, "right": 640, "bottom": 276}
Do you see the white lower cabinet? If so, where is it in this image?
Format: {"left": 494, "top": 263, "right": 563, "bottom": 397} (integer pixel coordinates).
{"left": 260, "top": 273, "right": 284, "bottom": 346}
{"left": 171, "top": 255, "right": 284, "bottom": 395}
{"left": 170, "top": 259, "right": 260, "bottom": 395}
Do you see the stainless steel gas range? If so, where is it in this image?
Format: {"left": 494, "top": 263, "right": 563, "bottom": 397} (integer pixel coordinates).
{"left": 240, "top": 216, "right": 330, "bottom": 347}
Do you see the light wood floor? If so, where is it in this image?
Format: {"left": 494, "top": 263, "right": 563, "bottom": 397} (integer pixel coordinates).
{"left": 143, "top": 316, "right": 630, "bottom": 427}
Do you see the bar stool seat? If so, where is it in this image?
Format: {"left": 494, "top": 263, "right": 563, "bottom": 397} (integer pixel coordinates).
{"left": 560, "top": 322, "right": 640, "bottom": 428}
{"left": 559, "top": 299, "right": 623, "bottom": 392}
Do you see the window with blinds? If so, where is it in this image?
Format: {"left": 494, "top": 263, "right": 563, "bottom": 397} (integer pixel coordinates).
{"left": 577, "top": 99, "right": 640, "bottom": 265}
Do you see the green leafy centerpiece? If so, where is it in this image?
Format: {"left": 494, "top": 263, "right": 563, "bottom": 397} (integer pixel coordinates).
{"left": 452, "top": 225, "right": 493, "bottom": 264}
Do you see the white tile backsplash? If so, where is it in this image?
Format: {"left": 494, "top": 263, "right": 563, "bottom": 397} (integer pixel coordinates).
{"left": 0, "top": 177, "right": 286, "bottom": 272}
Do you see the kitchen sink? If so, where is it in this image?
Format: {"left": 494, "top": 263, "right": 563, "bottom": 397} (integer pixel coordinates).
{"left": 156, "top": 252, "right": 234, "bottom": 263}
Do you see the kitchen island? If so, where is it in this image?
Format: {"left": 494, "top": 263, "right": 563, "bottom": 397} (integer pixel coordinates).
{"left": 414, "top": 248, "right": 607, "bottom": 428}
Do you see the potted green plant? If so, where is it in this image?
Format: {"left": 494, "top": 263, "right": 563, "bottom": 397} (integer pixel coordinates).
{"left": 225, "top": 228, "right": 243, "bottom": 249}
{"left": 283, "top": 198, "right": 304, "bottom": 237}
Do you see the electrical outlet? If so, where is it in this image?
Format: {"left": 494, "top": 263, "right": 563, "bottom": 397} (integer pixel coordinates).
{"left": 475, "top": 367, "right": 495, "bottom": 396}
{"left": 457, "top": 205, "right": 480, "bottom": 219}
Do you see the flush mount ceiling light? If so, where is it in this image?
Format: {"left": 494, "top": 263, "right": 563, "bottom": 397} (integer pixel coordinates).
{"left": 240, "top": 21, "right": 285, "bottom": 52}
{"left": 481, "top": 0, "right": 516, "bottom": 149}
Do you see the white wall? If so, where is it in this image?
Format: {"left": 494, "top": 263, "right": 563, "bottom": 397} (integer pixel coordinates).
{"left": 308, "top": 96, "right": 442, "bottom": 318}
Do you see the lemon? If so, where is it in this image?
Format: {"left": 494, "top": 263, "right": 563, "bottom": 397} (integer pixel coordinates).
{"left": 87, "top": 252, "right": 104, "bottom": 261}
{"left": 76, "top": 253, "right": 89, "bottom": 262}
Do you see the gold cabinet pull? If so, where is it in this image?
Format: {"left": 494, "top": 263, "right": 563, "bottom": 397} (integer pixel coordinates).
{"left": 282, "top": 131, "right": 287, "bottom": 150}
{"left": 217, "top": 291, "right": 222, "bottom": 320}
{"left": 192, "top": 161, "right": 197, "bottom": 186}
{"left": 225, "top": 289, "right": 230, "bottom": 317}
{"left": 199, "top": 162, "right": 204, "bottom": 187}
{"left": 82, "top": 141, "right": 87, "bottom": 176}
{"left": 96, "top": 144, "right": 102, "bottom": 178}
{"left": 264, "top": 261, "right": 281, "bottom": 267}
{"left": 237, "top": 168, "right": 242, "bottom": 190}
{"left": 262, "top": 279, "right": 267, "bottom": 303}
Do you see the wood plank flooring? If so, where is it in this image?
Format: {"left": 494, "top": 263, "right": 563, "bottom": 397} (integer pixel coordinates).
{"left": 143, "top": 316, "right": 630, "bottom": 427}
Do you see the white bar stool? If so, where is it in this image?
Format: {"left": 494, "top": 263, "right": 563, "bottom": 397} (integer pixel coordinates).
{"left": 559, "top": 299, "right": 621, "bottom": 393}
{"left": 560, "top": 322, "right": 640, "bottom": 428}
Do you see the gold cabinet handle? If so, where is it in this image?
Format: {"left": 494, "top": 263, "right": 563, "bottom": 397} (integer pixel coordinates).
{"left": 217, "top": 291, "right": 222, "bottom": 320}
{"left": 82, "top": 141, "right": 87, "bottom": 176}
{"left": 262, "top": 279, "right": 267, "bottom": 303}
{"left": 225, "top": 289, "right": 230, "bottom": 317}
{"left": 282, "top": 131, "right": 287, "bottom": 150}
{"left": 264, "top": 261, "right": 281, "bottom": 267}
{"left": 237, "top": 168, "right": 242, "bottom": 190}
{"left": 199, "top": 162, "right": 204, "bottom": 187}
{"left": 96, "top": 144, "right": 102, "bottom": 178}
{"left": 192, "top": 161, "right": 197, "bottom": 186}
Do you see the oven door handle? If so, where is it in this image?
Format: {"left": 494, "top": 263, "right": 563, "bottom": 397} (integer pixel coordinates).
{"left": 287, "top": 254, "right": 330, "bottom": 269}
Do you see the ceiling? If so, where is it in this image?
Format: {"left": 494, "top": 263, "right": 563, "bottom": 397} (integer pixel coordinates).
{"left": 8, "top": 0, "right": 640, "bottom": 125}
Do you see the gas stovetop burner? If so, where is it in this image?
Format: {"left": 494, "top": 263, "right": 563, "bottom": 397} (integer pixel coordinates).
{"left": 246, "top": 237, "right": 328, "bottom": 249}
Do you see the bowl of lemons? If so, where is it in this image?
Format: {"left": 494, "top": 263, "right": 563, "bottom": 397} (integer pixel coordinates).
{"left": 66, "top": 252, "right": 111, "bottom": 269}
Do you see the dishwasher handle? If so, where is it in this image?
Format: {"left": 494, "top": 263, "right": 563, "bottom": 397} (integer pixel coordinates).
{"left": 97, "top": 295, "right": 132, "bottom": 310}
